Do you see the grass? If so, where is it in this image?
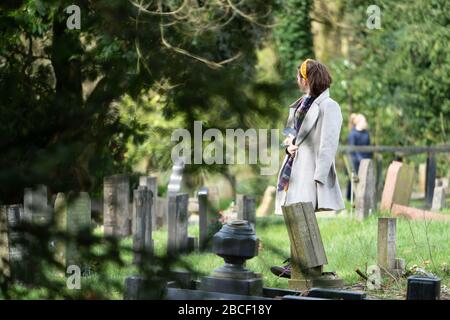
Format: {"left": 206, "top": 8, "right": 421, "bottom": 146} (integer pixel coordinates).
{"left": 176, "top": 213, "right": 449, "bottom": 299}
{"left": 3, "top": 210, "right": 449, "bottom": 300}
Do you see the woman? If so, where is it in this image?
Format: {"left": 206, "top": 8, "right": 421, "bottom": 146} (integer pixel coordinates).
{"left": 346, "top": 113, "right": 373, "bottom": 200}
{"left": 271, "top": 59, "right": 345, "bottom": 278}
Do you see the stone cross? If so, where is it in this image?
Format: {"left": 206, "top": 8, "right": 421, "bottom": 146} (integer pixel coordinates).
{"left": 103, "top": 174, "right": 130, "bottom": 237}
{"left": 355, "top": 159, "right": 376, "bottom": 220}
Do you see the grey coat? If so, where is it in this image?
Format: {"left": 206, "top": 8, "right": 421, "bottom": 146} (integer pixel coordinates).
{"left": 275, "top": 89, "right": 345, "bottom": 214}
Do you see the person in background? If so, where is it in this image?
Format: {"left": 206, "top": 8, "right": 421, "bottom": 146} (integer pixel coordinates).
{"left": 346, "top": 113, "right": 373, "bottom": 200}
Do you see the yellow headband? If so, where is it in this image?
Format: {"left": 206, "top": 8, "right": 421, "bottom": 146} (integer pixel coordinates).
{"left": 300, "top": 58, "right": 312, "bottom": 80}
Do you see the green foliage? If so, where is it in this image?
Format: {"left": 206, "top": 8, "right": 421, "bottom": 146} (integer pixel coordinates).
{"left": 272, "top": 0, "right": 314, "bottom": 82}
{"left": 329, "top": 0, "right": 450, "bottom": 147}
{"left": 0, "top": 1, "right": 282, "bottom": 203}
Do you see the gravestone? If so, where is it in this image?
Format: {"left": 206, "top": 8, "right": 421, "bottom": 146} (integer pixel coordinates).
{"left": 256, "top": 186, "right": 276, "bottom": 217}
{"left": 208, "top": 186, "right": 220, "bottom": 210}
{"left": 167, "top": 193, "right": 189, "bottom": 255}
{"left": 156, "top": 197, "right": 168, "bottom": 229}
{"left": 425, "top": 153, "right": 436, "bottom": 208}
{"left": 198, "top": 187, "right": 209, "bottom": 251}
{"left": 377, "top": 217, "right": 397, "bottom": 274}
{"left": 237, "top": 194, "right": 256, "bottom": 229}
{"left": 54, "top": 192, "right": 91, "bottom": 267}
{"left": 167, "top": 158, "right": 185, "bottom": 197}
{"left": 103, "top": 174, "right": 130, "bottom": 237}
{"left": 139, "top": 176, "right": 158, "bottom": 231}
{"left": 281, "top": 202, "right": 342, "bottom": 290}
{"left": 418, "top": 163, "right": 426, "bottom": 196}
{"left": 24, "top": 185, "right": 50, "bottom": 225}
{"left": 392, "top": 203, "right": 450, "bottom": 222}
{"left": 380, "top": 161, "right": 415, "bottom": 212}
{"left": 366, "top": 265, "right": 382, "bottom": 290}
{"left": 0, "top": 205, "right": 26, "bottom": 279}
{"left": 431, "top": 186, "right": 446, "bottom": 212}
{"left": 0, "top": 206, "right": 8, "bottom": 275}
{"left": 132, "top": 186, "right": 153, "bottom": 264}
{"left": 355, "top": 159, "right": 376, "bottom": 220}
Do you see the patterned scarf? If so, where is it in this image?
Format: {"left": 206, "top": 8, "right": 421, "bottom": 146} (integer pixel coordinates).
{"left": 277, "top": 95, "right": 315, "bottom": 192}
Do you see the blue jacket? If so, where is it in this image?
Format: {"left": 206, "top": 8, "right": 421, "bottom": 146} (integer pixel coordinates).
{"left": 348, "top": 127, "right": 372, "bottom": 173}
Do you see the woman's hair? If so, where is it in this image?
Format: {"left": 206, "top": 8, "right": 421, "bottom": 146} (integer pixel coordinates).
{"left": 300, "top": 59, "right": 332, "bottom": 97}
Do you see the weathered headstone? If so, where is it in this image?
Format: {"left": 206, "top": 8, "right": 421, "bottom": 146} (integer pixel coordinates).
{"left": 0, "top": 205, "right": 26, "bottom": 279}
{"left": 0, "top": 206, "right": 8, "bottom": 275}
{"left": 139, "top": 176, "right": 158, "bottom": 231}
{"left": 380, "top": 161, "right": 414, "bottom": 212}
{"left": 167, "top": 158, "right": 185, "bottom": 197}
{"left": 431, "top": 186, "right": 446, "bottom": 212}
{"left": 156, "top": 196, "right": 167, "bottom": 229}
{"left": 237, "top": 194, "right": 256, "bottom": 229}
{"left": 366, "top": 265, "right": 382, "bottom": 290}
{"left": 54, "top": 192, "right": 91, "bottom": 267}
{"left": 167, "top": 193, "right": 189, "bottom": 255}
{"left": 132, "top": 186, "right": 153, "bottom": 264}
{"left": 282, "top": 202, "right": 342, "bottom": 290}
{"left": 377, "top": 217, "right": 397, "bottom": 274}
{"left": 355, "top": 159, "right": 376, "bottom": 220}
{"left": 256, "top": 186, "right": 276, "bottom": 217}
{"left": 418, "top": 163, "right": 427, "bottom": 196}
{"left": 103, "top": 174, "right": 130, "bottom": 237}
{"left": 24, "top": 185, "right": 50, "bottom": 224}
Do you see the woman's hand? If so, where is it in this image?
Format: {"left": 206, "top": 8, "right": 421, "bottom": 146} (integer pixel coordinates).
{"left": 282, "top": 135, "right": 294, "bottom": 147}
{"left": 287, "top": 144, "right": 298, "bottom": 156}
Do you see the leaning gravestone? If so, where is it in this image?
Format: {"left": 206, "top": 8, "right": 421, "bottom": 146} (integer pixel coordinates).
{"left": 103, "top": 175, "right": 130, "bottom": 237}
{"left": 380, "top": 161, "right": 415, "bottom": 212}
{"left": 24, "top": 185, "right": 50, "bottom": 224}
{"left": 431, "top": 186, "right": 446, "bottom": 212}
{"left": 282, "top": 202, "right": 343, "bottom": 290}
{"left": 355, "top": 159, "right": 376, "bottom": 220}
{"left": 139, "top": 176, "right": 158, "bottom": 231}
{"left": 54, "top": 192, "right": 91, "bottom": 267}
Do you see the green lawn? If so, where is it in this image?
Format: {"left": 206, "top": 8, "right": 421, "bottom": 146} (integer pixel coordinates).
{"left": 3, "top": 211, "right": 449, "bottom": 300}
{"left": 173, "top": 213, "right": 449, "bottom": 299}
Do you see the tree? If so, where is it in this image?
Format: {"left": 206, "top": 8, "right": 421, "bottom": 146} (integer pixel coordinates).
{"left": 0, "top": 0, "right": 281, "bottom": 202}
